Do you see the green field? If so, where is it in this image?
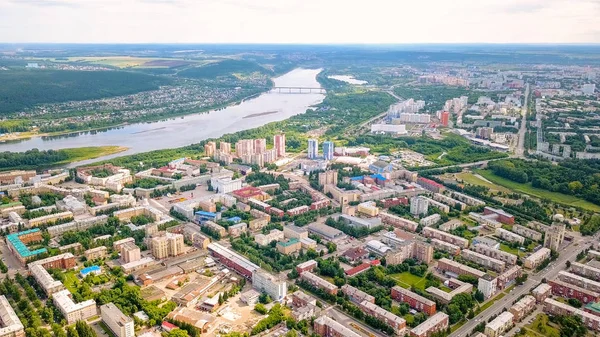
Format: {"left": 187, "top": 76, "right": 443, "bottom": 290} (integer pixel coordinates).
{"left": 390, "top": 272, "right": 427, "bottom": 290}
{"left": 524, "top": 314, "right": 560, "bottom": 337}
{"left": 455, "top": 172, "right": 512, "bottom": 193}
{"left": 500, "top": 243, "right": 521, "bottom": 256}
{"left": 476, "top": 169, "right": 600, "bottom": 212}
{"left": 59, "top": 146, "right": 128, "bottom": 164}
{"left": 63, "top": 271, "right": 79, "bottom": 293}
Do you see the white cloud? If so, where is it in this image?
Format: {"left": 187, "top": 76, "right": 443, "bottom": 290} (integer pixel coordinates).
{"left": 0, "top": 0, "right": 598, "bottom": 43}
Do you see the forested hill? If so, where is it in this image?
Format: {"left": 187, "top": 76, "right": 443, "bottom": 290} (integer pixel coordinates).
{"left": 0, "top": 70, "right": 172, "bottom": 114}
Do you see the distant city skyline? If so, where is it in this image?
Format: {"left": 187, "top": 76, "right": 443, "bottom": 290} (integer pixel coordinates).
{"left": 1, "top": 0, "right": 599, "bottom": 44}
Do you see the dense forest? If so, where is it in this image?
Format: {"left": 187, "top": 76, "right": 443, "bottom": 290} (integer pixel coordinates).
{"left": 0, "top": 70, "right": 171, "bottom": 114}
{"left": 0, "top": 149, "right": 70, "bottom": 170}
{"left": 487, "top": 159, "right": 600, "bottom": 206}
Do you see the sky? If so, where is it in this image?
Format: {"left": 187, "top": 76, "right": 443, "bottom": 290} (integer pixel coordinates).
{"left": 1, "top": 0, "right": 600, "bottom": 44}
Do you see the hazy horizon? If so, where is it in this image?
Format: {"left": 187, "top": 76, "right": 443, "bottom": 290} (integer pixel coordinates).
{"left": 1, "top": 0, "right": 600, "bottom": 44}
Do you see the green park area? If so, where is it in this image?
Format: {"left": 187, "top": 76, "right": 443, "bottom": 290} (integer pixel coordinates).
{"left": 476, "top": 169, "right": 600, "bottom": 212}
{"left": 523, "top": 314, "right": 560, "bottom": 337}
{"left": 390, "top": 272, "right": 427, "bottom": 290}
{"left": 455, "top": 171, "right": 512, "bottom": 193}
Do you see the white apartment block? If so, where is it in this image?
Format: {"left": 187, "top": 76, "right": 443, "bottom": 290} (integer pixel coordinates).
{"left": 524, "top": 248, "right": 551, "bottom": 269}
{"left": 53, "top": 290, "right": 97, "bottom": 324}
{"left": 495, "top": 228, "right": 525, "bottom": 245}
{"left": 100, "top": 303, "right": 134, "bottom": 337}
{"left": 462, "top": 249, "right": 505, "bottom": 272}
{"left": 252, "top": 269, "right": 287, "bottom": 302}
{"left": 0, "top": 295, "right": 24, "bottom": 337}
{"left": 29, "top": 264, "right": 65, "bottom": 295}
{"left": 254, "top": 229, "right": 284, "bottom": 246}
{"left": 511, "top": 224, "right": 543, "bottom": 241}
{"left": 210, "top": 176, "right": 242, "bottom": 194}
{"left": 472, "top": 244, "right": 518, "bottom": 265}
{"left": 485, "top": 311, "right": 514, "bottom": 337}
{"left": 422, "top": 227, "right": 469, "bottom": 248}
{"left": 419, "top": 214, "right": 441, "bottom": 227}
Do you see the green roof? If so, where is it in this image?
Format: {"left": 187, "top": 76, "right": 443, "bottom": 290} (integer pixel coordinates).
{"left": 277, "top": 238, "right": 300, "bottom": 247}
{"left": 6, "top": 229, "right": 47, "bottom": 258}
{"left": 585, "top": 302, "right": 600, "bottom": 313}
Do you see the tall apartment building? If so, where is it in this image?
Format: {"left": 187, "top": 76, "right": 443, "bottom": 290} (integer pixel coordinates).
{"left": 151, "top": 233, "right": 184, "bottom": 259}
{"left": 53, "top": 290, "right": 97, "bottom": 324}
{"left": 252, "top": 269, "right": 287, "bottom": 302}
{"left": 318, "top": 170, "right": 338, "bottom": 186}
{"left": 410, "top": 312, "right": 449, "bottom": 337}
{"left": 314, "top": 316, "right": 362, "bottom": 337}
{"left": 273, "top": 134, "right": 286, "bottom": 158}
{"left": 219, "top": 142, "right": 231, "bottom": 154}
{"left": 254, "top": 138, "right": 267, "bottom": 153}
{"left": 100, "top": 303, "right": 134, "bottom": 337}
{"left": 478, "top": 274, "right": 498, "bottom": 299}
{"left": 307, "top": 139, "right": 319, "bottom": 159}
{"left": 391, "top": 286, "right": 436, "bottom": 315}
{"left": 410, "top": 196, "right": 429, "bottom": 216}
{"left": 235, "top": 139, "right": 254, "bottom": 156}
{"left": 204, "top": 142, "right": 216, "bottom": 157}
{"left": 323, "top": 141, "right": 334, "bottom": 160}
{"left": 120, "top": 242, "right": 141, "bottom": 264}
{"left": 0, "top": 295, "right": 24, "bottom": 337}
{"left": 544, "top": 222, "right": 566, "bottom": 251}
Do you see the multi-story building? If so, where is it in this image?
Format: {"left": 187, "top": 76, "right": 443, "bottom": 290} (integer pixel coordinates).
{"left": 437, "top": 258, "right": 486, "bottom": 278}
{"left": 202, "top": 221, "right": 227, "bottom": 237}
{"left": 416, "top": 177, "right": 445, "bottom": 193}
{"left": 341, "top": 285, "right": 375, "bottom": 304}
{"left": 0, "top": 295, "right": 24, "bottom": 337}
{"left": 410, "top": 196, "right": 429, "bottom": 216}
{"left": 433, "top": 194, "right": 466, "bottom": 211}
{"left": 119, "top": 242, "right": 141, "bottom": 264}
{"left": 252, "top": 269, "right": 287, "bottom": 302}
{"left": 356, "top": 201, "right": 380, "bottom": 217}
{"left": 313, "top": 316, "right": 362, "bottom": 337}
{"left": 29, "top": 264, "right": 64, "bottom": 295}
{"left": 255, "top": 229, "right": 285, "bottom": 246}
{"left": 53, "top": 290, "right": 97, "bottom": 324}
{"left": 219, "top": 141, "right": 231, "bottom": 154}
{"left": 524, "top": 248, "right": 551, "bottom": 269}
{"left": 100, "top": 303, "right": 134, "bottom": 337}
{"left": 478, "top": 274, "right": 498, "bottom": 299}
{"left": 532, "top": 283, "right": 552, "bottom": 303}
{"left": 379, "top": 212, "right": 418, "bottom": 232}
{"left": 207, "top": 242, "right": 259, "bottom": 279}
{"left": 450, "top": 191, "right": 486, "bottom": 206}
{"left": 300, "top": 272, "right": 338, "bottom": 295}
{"left": 27, "top": 211, "right": 74, "bottom": 228}
{"left": 359, "top": 301, "right": 406, "bottom": 335}
{"left": 421, "top": 197, "right": 450, "bottom": 214}
{"left": 483, "top": 207, "right": 514, "bottom": 224}
{"left": 512, "top": 224, "right": 543, "bottom": 241}
{"left": 204, "top": 142, "right": 216, "bottom": 157}
{"left": 286, "top": 205, "right": 310, "bottom": 217}
{"left": 283, "top": 225, "right": 309, "bottom": 240}
{"left": 544, "top": 298, "right": 600, "bottom": 331}
{"left": 422, "top": 227, "right": 469, "bottom": 248}
{"left": 431, "top": 239, "right": 461, "bottom": 255}
{"left": 323, "top": 141, "right": 334, "bottom": 161}
{"left": 410, "top": 312, "right": 449, "bottom": 337}
{"left": 318, "top": 170, "right": 338, "bottom": 186}
{"left": 420, "top": 214, "right": 441, "bottom": 227}
{"left": 307, "top": 223, "right": 346, "bottom": 242}
{"left": 307, "top": 139, "right": 319, "bottom": 159}
{"left": 276, "top": 238, "right": 301, "bottom": 255}
{"left": 6, "top": 229, "right": 47, "bottom": 264}
{"left": 484, "top": 311, "right": 514, "bottom": 337}
{"left": 509, "top": 295, "right": 535, "bottom": 322}
{"left": 544, "top": 222, "right": 566, "bottom": 251}
{"left": 274, "top": 134, "right": 286, "bottom": 158}
{"left": 557, "top": 271, "right": 600, "bottom": 294}
{"left": 571, "top": 262, "right": 600, "bottom": 282}
{"left": 29, "top": 253, "right": 76, "bottom": 270}
{"left": 151, "top": 233, "right": 184, "bottom": 259}
{"left": 548, "top": 278, "right": 600, "bottom": 304}
{"left": 472, "top": 244, "right": 517, "bottom": 265}
{"left": 497, "top": 266, "right": 522, "bottom": 290}
{"left": 210, "top": 176, "right": 243, "bottom": 194}
{"left": 296, "top": 260, "right": 317, "bottom": 274}
{"left": 84, "top": 246, "right": 107, "bottom": 261}
{"left": 495, "top": 228, "right": 525, "bottom": 245}
{"left": 426, "top": 278, "right": 472, "bottom": 304}
{"left": 462, "top": 249, "right": 505, "bottom": 272}
{"left": 391, "top": 286, "right": 436, "bottom": 315}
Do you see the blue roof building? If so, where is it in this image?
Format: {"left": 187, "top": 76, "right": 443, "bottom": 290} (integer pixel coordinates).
{"left": 227, "top": 216, "right": 242, "bottom": 224}
{"left": 6, "top": 228, "right": 47, "bottom": 262}
{"left": 194, "top": 211, "right": 220, "bottom": 224}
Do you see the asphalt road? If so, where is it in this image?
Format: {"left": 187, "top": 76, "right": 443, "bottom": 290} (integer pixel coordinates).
{"left": 449, "top": 234, "right": 596, "bottom": 337}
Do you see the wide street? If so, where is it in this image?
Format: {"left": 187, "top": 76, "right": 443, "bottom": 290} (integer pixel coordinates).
{"left": 449, "top": 232, "right": 597, "bottom": 337}
{"left": 515, "top": 83, "right": 530, "bottom": 158}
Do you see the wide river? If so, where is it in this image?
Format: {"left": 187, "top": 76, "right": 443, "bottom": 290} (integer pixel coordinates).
{"left": 0, "top": 68, "right": 325, "bottom": 166}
